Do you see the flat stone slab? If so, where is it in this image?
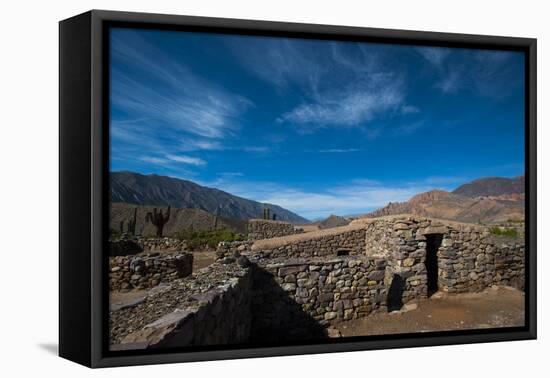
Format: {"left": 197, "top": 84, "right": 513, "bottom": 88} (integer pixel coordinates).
{"left": 110, "top": 296, "right": 146, "bottom": 312}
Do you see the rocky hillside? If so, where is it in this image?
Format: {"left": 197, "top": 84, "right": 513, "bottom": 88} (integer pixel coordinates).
{"left": 317, "top": 215, "right": 351, "bottom": 229}
{"left": 453, "top": 175, "right": 525, "bottom": 197}
{"left": 110, "top": 171, "right": 308, "bottom": 224}
{"left": 110, "top": 202, "right": 248, "bottom": 237}
{"left": 368, "top": 176, "right": 525, "bottom": 224}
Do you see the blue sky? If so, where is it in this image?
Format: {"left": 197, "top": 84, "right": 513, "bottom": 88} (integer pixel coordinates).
{"left": 110, "top": 28, "right": 525, "bottom": 220}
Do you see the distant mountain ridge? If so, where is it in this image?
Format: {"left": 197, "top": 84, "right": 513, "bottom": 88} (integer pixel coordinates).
{"left": 367, "top": 176, "right": 525, "bottom": 223}
{"left": 452, "top": 175, "right": 525, "bottom": 197}
{"left": 317, "top": 215, "right": 351, "bottom": 229}
{"left": 110, "top": 171, "right": 308, "bottom": 224}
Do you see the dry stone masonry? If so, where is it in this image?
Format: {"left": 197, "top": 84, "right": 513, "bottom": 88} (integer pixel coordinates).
{"left": 250, "top": 224, "right": 366, "bottom": 258}
{"left": 110, "top": 260, "right": 253, "bottom": 349}
{"left": 110, "top": 215, "right": 525, "bottom": 350}
{"left": 252, "top": 255, "right": 388, "bottom": 338}
{"left": 247, "top": 219, "right": 300, "bottom": 241}
{"left": 109, "top": 237, "right": 188, "bottom": 256}
{"left": 109, "top": 252, "right": 193, "bottom": 291}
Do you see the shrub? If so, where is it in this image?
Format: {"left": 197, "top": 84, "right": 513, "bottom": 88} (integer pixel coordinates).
{"left": 489, "top": 226, "right": 518, "bottom": 238}
{"left": 506, "top": 218, "right": 524, "bottom": 224}
{"left": 110, "top": 228, "right": 121, "bottom": 239}
{"left": 177, "top": 228, "right": 245, "bottom": 251}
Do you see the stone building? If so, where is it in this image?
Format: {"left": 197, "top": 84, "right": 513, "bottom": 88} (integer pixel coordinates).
{"left": 109, "top": 215, "right": 524, "bottom": 350}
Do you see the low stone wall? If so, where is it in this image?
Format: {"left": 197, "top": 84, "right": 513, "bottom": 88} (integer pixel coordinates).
{"left": 216, "top": 240, "right": 254, "bottom": 259}
{"left": 251, "top": 224, "right": 366, "bottom": 259}
{"left": 109, "top": 239, "right": 143, "bottom": 256}
{"left": 109, "top": 252, "right": 193, "bottom": 291}
{"left": 110, "top": 260, "right": 252, "bottom": 349}
{"left": 109, "top": 237, "right": 187, "bottom": 256}
{"left": 439, "top": 231, "right": 525, "bottom": 292}
{"left": 251, "top": 256, "right": 387, "bottom": 342}
{"left": 248, "top": 219, "right": 297, "bottom": 241}
{"left": 136, "top": 237, "right": 187, "bottom": 252}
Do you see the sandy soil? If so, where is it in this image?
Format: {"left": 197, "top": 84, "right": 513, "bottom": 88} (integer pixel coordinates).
{"left": 336, "top": 286, "right": 524, "bottom": 337}
{"left": 110, "top": 289, "right": 147, "bottom": 304}
{"left": 299, "top": 224, "right": 321, "bottom": 233}
{"left": 191, "top": 250, "right": 217, "bottom": 270}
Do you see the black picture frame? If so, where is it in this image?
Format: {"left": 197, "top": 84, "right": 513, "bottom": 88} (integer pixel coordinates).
{"left": 59, "top": 9, "right": 537, "bottom": 368}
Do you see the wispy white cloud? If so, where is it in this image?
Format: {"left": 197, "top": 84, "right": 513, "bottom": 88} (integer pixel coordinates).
{"left": 241, "top": 146, "right": 271, "bottom": 153}
{"left": 229, "top": 38, "right": 413, "bottom": 133}
{"left": 435, "top": 70, "right": 461, "bottom": 93}
{"left": 393, "top": 120, "right": 425, "bottom": 136}
{"left": 180, "top": 139, "right": 225, "bottom": 152}
{"left": 165, "top": 154, "right": 206, "bottom": 166}
{"left": 416, "top": 46, "right": 522, "bottom": 98}
{"left": 178, "top": 138, "right": 270, "bottom": 154}
{"left": 110, "top": 30, "right": 253, "bottom": 141}
{"left": 415, "top": 46, "right": 451, "bottom": 67}
{"left": 318, "top": 148, "right": 362, "bottom": 153}
{"left": 139, "top": 156, "right": 169, "bottom": 165}
{"left": 202, "top": 175, "right": 459, "bottom": 219}
{"left": 401, "top": 105, "right": 421, "bottom": 114}
{"left": 281, "top": 76, "right": 404, "bottom": 128}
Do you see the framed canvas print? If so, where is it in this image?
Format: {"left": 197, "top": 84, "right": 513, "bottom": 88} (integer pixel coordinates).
{"left": 59, "top": 10, "right": 537, "bottom": 368}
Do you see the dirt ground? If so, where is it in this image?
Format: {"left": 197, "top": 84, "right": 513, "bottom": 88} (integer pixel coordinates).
{"left": 335, "top": 286, "right": 525, "bottom": 337}
{"left": 299, "top": 224, "right": 321, "bottom": 233}
{"left": 191, "top": 250, "right": 217, "bottom": 270}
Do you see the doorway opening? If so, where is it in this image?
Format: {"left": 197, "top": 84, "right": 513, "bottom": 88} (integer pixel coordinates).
{"left": 387, "top": 274, "right": 405, "bottom": 312}
{"left": 425, "top": 234, "right": 443, "bottom": 296}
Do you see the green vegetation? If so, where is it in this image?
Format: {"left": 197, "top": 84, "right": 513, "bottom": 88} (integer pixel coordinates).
{"left": 489, "top": 226, "right": 518, "bottom": 238}
{"left": 506, "top": 218, "right": 524, "bottom": 224}
{"left": 177, "top": 228, "right": 246, "bottom": 250}
{"left": 110, "top": 228, "right": 121, "bottom": 239}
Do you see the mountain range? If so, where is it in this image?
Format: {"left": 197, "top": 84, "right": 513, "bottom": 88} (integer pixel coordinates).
{"left": 110, "top": 171, "right": 308, "bottom": 224}
{"left": 111, "top": 171, "right": 525, "bottom": 227}
{"left": 367, "top": 176, "right": 525, "bottom": 223}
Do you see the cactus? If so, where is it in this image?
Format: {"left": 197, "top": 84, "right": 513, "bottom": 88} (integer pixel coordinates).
{"left": 213, "top": 205, "right": 220, "bottom": 230}
{"left": 127, "top": 207, "right": 137, "bottom": 235}
{"left": 272, "top": 213, "right": 277, "bottom": 221}
{"left": 263, "top": 208, "right": 271, "bottom": 220}
{"left": 146, "top": 205, "right": 171, "bottom": 237}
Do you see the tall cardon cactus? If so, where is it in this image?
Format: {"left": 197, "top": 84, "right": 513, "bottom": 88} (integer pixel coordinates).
{"left": 146, "top": 205, "right": 171, "bottom": 237}
{"left": 127, "top": 207, "right": 138, "bottom": 235}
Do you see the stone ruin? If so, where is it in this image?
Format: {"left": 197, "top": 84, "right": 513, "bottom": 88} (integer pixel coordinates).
{"left": 247, "top": 219, "right": 302, "bottom": 241}
{"left": 109, "top": 215, "right": 525, "bottom": 351}
{"left": 109, "top": 252, "right": 193, "bottom": 291}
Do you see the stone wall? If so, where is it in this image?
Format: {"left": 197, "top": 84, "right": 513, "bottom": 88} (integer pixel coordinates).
{"left": 110, "top": 260, "right": 252, "bottom": 350}
{"left": 352, "top": 216, "right": 525, "bottom": 302}
{"left": 109, "top": 239, "right": 143, "bottom": 256}
{"left": 109, "top": 215, "right": 525, "bottom": 350}
{"left": 109, "top": 237, "right": 187, "bottom": 256}
{"left": 438, "top": 228, "right": 525, "bottom": 292}
{"left": 251, "top": 256, "right": 387, "bottom": 342}
{"left": 250, "top": 224, "right": 366, "bottom": 259}
{"left": 109, "top": 252, "right": 193, "bottom": 291}
{"left": 216, "top": 240, "right": 254, "bottom": 259}
{"left": 247, "top": 219, "right": 297, "bottom": 241}
{"left": 137, "top": 237, "right": 187, "bottom": 252}
{"left": 251, "top": 216, "right": 524, "bottom": 304}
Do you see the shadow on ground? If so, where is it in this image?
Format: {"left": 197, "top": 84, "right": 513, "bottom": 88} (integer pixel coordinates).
{"left": 38, "top": 343, "right": 58, "bottom": 356}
